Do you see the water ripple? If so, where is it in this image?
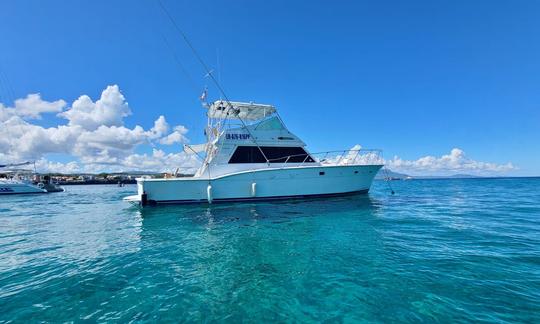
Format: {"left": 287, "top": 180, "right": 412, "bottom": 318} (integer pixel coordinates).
{"left": 0, "top": 180, "right": 539, "bottom": 322}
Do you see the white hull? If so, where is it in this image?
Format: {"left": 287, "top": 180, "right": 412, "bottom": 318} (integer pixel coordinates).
{"left": 0, "top": 182, "right": 47, "bottom": 195}
{"left": 125, "top": 164, "right": 382, "bottom": 205}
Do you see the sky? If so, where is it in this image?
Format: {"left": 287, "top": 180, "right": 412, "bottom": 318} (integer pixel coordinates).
{"left": 0, "top": 0, "right": 539, "bottom": 176}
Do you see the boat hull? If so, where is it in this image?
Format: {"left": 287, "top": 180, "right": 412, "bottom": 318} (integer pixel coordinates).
{"left": 126, "top": 164, "right": 382, "bottom": 205}
{"left": 0, "top": 183, "right": 47, "bottom": 195}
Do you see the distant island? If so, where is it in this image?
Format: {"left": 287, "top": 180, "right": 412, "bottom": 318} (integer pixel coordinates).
{"left": 374, "top": 169, "right": 483, "bottom": 180}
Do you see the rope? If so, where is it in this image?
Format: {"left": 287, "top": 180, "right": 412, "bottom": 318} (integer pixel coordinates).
{"left": 382, "top": 166, "right": 395, "bottom": 195}
{"left": 160, "top": 33, "right": 201, "bottom": 94}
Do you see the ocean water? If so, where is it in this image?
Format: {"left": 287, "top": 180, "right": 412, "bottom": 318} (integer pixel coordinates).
{"left": 0, "top": 178, "right": 539, "bottom": 322}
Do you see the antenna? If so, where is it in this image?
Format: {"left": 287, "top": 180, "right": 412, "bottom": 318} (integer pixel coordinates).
{"left": 216, "top": 48, "right": 222, "bottom": 99}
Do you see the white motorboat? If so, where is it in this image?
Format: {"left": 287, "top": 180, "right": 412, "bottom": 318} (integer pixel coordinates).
{"left": 0, "top": 178, "right": 47, "bottom": 194}
{"left": 0, "top": 162, "right": 64, "bottom": 195}
{"left": 124, "top": 101, "right": 383, "bottom": 205}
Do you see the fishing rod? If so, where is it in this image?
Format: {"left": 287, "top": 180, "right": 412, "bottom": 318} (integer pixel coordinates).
{"left": 156, "top": 0, "right": 270, "bottom": 163}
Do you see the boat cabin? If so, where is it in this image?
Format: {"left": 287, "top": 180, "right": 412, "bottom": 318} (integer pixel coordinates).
{"left": 192, "top": 101, "right": 318, "bottom": 177}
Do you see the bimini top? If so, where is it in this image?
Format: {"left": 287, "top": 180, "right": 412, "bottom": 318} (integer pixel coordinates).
{"left": 0, "top": 161, "right": 33, "bottom": 168}
{"left": 207, "top": 100, "right": 276, "bottom": 120}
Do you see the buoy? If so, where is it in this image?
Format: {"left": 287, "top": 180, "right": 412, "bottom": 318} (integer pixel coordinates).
{"left": 251, "top": 182, "right": 257, "bottom": 197}
{"left": 207, "top": 185, "right": 213, "bottom": 204}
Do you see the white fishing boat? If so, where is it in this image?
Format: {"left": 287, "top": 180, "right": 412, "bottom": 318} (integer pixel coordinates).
{"left": 0, "top": 178, "right": 47, "bottom": 194}
{"left": 124, "top": 101, "right": 383, "bottom": 205}
{"left": 0, "top": 162, "right": 64, "bottom": 195}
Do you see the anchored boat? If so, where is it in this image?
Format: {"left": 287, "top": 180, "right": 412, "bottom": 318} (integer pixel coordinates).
{"left": 0, "top": 162, "right": 64, "bottom": 195}
{"left": 124, "top": 100, "right": 383, "bottom": 205}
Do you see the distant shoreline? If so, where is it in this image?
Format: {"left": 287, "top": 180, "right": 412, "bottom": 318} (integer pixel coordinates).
{"left": 56, "top": 179, "right": 137, "bottom": 185}
{"left": 376, "top": 176, "right": 540, "bottom": 181}
{"left": 52, "top": 176, "right": 540, "bottom": 185}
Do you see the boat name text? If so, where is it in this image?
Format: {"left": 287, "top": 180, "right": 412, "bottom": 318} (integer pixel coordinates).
{"left": 226, "top": 134, "right": 251, "bottom": 140}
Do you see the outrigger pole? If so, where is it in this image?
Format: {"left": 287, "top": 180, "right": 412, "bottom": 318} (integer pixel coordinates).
{"left": 157, "top": 0, "right": 270, "bottom": 163}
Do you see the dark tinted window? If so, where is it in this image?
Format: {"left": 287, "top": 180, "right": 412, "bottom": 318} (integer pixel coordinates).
{"left": 229, "top": 146, "right": 315, "bottom": 164}
{"left": 228, "top": 146, "right": 266, "bottom": 164}
{"left": 261, "top": 146, "right": 315, "bottom": 163}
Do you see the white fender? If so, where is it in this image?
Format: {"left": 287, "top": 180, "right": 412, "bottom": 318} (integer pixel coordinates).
{"left": 251, "top": 182, "right": 257, "bottom": 197}
{"left": 207, "top": 185, "right": 213, "bottom": 204}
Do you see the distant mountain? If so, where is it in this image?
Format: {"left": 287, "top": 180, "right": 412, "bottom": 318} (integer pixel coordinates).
{"left": 448, "top": 174, "right": 482, "bottom": 178}
{"left": 375, "top": 169, "right": 483, "bottom": 180}
{"left": 413, "top": 174, "right": 483, "bottom": 179}
{"left": 374, "top": 169, "right": 410, "bottom": 180}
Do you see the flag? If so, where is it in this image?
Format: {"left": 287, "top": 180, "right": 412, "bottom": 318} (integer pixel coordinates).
{"left": 199, "top": 87, "right": 207, "bottom": 102}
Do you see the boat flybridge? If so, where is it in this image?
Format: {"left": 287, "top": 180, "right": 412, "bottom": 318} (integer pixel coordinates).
{"left": 124, "top": 100, "right": 383, "bottom": 205}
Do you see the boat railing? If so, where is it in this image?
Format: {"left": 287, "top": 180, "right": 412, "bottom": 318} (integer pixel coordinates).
{"left": 266, "top": 149, "right": 384, "bottom": 168}
{"left": 204, "top": 149, "right": 383, "bottom": 174}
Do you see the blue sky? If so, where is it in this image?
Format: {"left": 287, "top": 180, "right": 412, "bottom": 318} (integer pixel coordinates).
{"left": 0, "top": 0, "right": 539, "bottom": 175}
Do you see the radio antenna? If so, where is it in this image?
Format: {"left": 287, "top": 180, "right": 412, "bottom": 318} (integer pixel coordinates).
{"left": 216, "top": 48, "right": 222, "bottom": 99}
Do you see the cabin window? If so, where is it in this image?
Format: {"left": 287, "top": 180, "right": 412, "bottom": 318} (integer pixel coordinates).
{"left": 228, "top": 146, "right": 315, "bottom": 164}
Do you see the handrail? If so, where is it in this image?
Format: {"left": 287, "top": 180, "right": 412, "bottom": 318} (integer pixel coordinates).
{"left": 252, "top": 149, "right": 384, "bottom": 168}
{"left": 168, "top": 148, "right": 384, "bottom": 177}
{"left": 263, "top": 149, "right": 381, "bottom": 162}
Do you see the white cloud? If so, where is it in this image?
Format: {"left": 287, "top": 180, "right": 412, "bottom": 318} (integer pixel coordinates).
{"left": 159, "top": 125, "right": 189, "bottom": 145}
{"left": 2, "top": 87, "right": 516, "bottom": 177}
{"left": 0, "top": 94, "right": 66, "bottom": 121}
{"left": 387, "top": 148, "right": 515, "bottom": 175}
{"left": 0, "top": 85, "right": 198, "bottom": 173}
{"left": 15, "top": 94, "right": 66, "bottom": 119}
{"left": 35, "top": 159, "right": 82, "bottom": 174}
{"left": 122, "top": 149, "right": 200, "bottom": 173}
{"left": 148, "top": 115, "right": 169, "bottom": 139}
{"left": 33, "top": 149, "right": 201, "bottom": 174}
{"left": 58, "top": 85, "right": 131, "bottom": 130}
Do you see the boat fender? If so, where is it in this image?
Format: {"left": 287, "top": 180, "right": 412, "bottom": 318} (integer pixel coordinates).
{"left": 207, "top": 185, "right": 213, "bottom": 204}
{"left": 251, "top": 182, "right": 256, "bottom": 197}
{"left": 141, "top": 192, "right": 148, "bottom": 206}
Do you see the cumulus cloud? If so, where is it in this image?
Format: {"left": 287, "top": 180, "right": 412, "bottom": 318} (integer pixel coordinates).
{"left": 148, "top": 116, "right": 169, "bottom": 139}
{"left": 122, "top": 149, "right": 200, "bottom": 173}
{"left": 34, "top": 149, "right": 200, "bottom": 174}
{"left": 2, "top": 87, "right": 516, "bottom": 177}
{"left": 0, "top": 85, "right": 197, "bottom": 173}
{"left": 58, "top": 85, "right": 131, "bottom": 130}
{"left": 0, "top": 94, "right": 66, "bottom": 121}
{"left": 15, "top": 94, "right": 66, "bottom": 119}
{"left": 35, "top": 159, "right": 82, "bottom": 174}
{"left": 386, "top": 148, "right": 515, "bottom": 175}
{"left": 159, "top": 125, "right": 189, "bottom": 145}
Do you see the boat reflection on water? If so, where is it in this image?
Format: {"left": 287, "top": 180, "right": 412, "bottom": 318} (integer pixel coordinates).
{"left": 132, "top": 193, "right": 385, "bottom": 265}
{"left": 136, "top": 193, "right": 382, "bottom": 224}
{"left": 128, "top": 193, "right": 387, "bottom": 318}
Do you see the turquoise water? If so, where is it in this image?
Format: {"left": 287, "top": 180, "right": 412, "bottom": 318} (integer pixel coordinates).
{"left": 1, "top": 178, "right": 539, "bottom": 322}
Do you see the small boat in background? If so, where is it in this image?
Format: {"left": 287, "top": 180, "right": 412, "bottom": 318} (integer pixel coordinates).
{"left": 0, "top": 162, "right": 64, "bottom": 195}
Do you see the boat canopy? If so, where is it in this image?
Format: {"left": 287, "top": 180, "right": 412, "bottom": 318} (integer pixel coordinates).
{"left": 0, "top": 161, "right": 33, "bottom": 168}
{"left": 207, "top": 100, "right": 276, "bottom": 120}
